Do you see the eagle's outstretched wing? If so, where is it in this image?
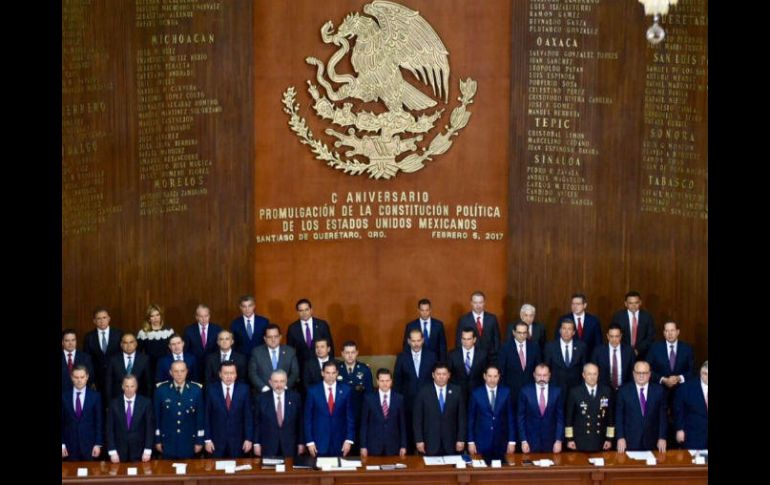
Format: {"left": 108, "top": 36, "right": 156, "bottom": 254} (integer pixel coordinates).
{"left": 364, "top": 0, "right": 450, "bottom": 103}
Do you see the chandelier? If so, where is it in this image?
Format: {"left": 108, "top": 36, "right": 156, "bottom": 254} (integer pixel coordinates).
{"left": 639, "top": 0, "right": 679, "bottom": 44}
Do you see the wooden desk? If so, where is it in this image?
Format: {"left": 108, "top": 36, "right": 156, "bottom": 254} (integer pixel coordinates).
{"left": 62, "top": 450, "right": 707, "bottom": 484}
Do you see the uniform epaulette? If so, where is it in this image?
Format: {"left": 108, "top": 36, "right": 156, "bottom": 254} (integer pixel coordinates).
{"left": 189, "top": 381, "right": 203, "bottom": 388}
{"left": 156, "top": 380, "right": 169, "bottom": 388}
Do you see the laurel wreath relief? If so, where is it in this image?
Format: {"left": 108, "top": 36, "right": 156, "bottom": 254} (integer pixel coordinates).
{"left": 282, "top": 79, "right": 477, "bottom": 179}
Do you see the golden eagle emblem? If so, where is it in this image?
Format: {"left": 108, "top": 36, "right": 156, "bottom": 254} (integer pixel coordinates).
{"left": 282, "top": 0, "right": 477, "bottom": 179}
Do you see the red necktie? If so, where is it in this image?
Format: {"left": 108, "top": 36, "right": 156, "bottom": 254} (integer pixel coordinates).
{"left": 382, "top": 394, "right": 389, "bottom": 418}
{"left": 201, "top": 325, "right": 208, "bottom": 348}
{"left": 328, "top": 387, "right": 335, "bottom": 414}
{"left": 518, "top": 344, "right": 526, "bottom": 370}
{"left": 577, "top": 317, "right": 583, "bottom": 338}
{"left": 476, "top": 316, "right": 483, "bottom": 336}
{"left": 611, "top": 348, "right": 619, "bottom": 389}
{"left": 225, "top": 386, "right": 232, "bottom": 411}
{"left": 538, "top": 387, "right": 546, "bottom": 416}
{"left": 631, "top": 314, "right": 638, "bottom": 347}
{"left": 67, "top": 353, "right": 74, "bottom": 373}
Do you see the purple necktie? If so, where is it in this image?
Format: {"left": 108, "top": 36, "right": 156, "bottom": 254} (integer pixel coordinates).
{"left": 669, "top": 345, "right": 677, "bottom": 372}
{"left": 126, "top": 400, "right": 133, "bottom": 429}
{"left": 304, "top": 322, "right": 312, "bottom": 348}
{"left": 639, "top": 388, "right": 647, "bottom": 416}
{"left": 75, "top": 391, "right": 83, "bottom": 419}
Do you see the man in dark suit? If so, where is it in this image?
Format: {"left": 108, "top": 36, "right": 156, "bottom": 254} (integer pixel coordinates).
{"left": 182, "top": 304, "right": 223, "bottom": 379}
{"left": 62, "top": 329, "right": 94, "bottom": 391}
{"left": 287, "top": 298, "right": 335, "bottom": 377}
{"left": 402, "top": 298, "right": 448, "bottom": 362}
{"left": 83, "top": 307, "right": 124, "bottom": 396}
{"left": 447, "top": 328, "right": 488, "bottom": 399}
{"left": 505, "top": 304, "right": 546, "bottom": 354}
{"left": 253, "top": 369, "right": 304, "bottom": 458}
{"left": 204, "top": 330, "right": 248, "bottom": 385}
{"left": 455, "top": 291, "right": 501, "bottom": 362}
{"left": 105, "top": 333, "right": 153, "bottom": 399}
{"left": 304, "top": 361, "right": 356, "bottom": 457}
{"left": 302, "top": 337, "right": 335, "bottom": 395}
{"left": 674, "top": 361, "right": 708, "bottom": 449}
{"left": 544, "top": 320, "right": 587, "bottom": 392}
{"left": 467, "top": 365, "right": 516, "bottom": 457}
{"left": 248, "top": 324, "right": 300, "bottom": 393}
{"left": 230, "top": 295, "right": 269, "bottom": 358}
{"left": 615, "top": 361, "right": 667, "bottom": 453}
{"left": 360, "top": 368, "right": 407, "bottom": 458}
{"left": 517, "top": 364, "right": 564, "bottom": 454}
{"left": 394, "top": 328, "right": 437, "bottom": 453}
{"left": 498, "top": 321, "right": 542, "bottom": 413}
{"left": 62, "top": 365, "right": 103, "bottom": 461}
{"left": 591, "top": 323, "right": 634, "bottom": 392}
{"left": 154, "top": 334, "right": 199, "bottom": 384}
{"left": 204, "top": 361, "right": 254, "bottom": 458}
{"left": 106, "top": 375, "right": 154, "bottom": 463}
{"left": 648, "top": 321, "right": 696, "bottom": 393}
{"left": 565, "top": 363, "right": 614, "bottom": 452}
{"left": 555, "top": 293, "right": 603, "bottom": 360}
{"left": 337, "top": 340, "right": 373, "bottom": 454}
{"left": 610, "top": 291, "right": 655, "bottom": 361}
{"left": 413, "top": 362, "right": 467, "bottom": 456}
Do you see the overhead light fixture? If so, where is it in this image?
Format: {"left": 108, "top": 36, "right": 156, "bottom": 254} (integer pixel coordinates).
{"left": 638, "top": 0, "right": 679, "bottom": 44}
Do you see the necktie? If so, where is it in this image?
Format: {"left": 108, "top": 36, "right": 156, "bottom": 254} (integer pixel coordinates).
{"left": 438, "top": 388, "right": 445, "bottom": 413}
{"left": 590, "top": 388, "right": 595, "bottom": 398}
{"left": 176, "top": 354, "right": 182, "bottom": 361}
{"left": 639, "top": 387, "right": 647, "bottom": 416}
{"left": 225, "top": 386, "right": 232, "bottom": 411}
{"left": 67, "top": 353, "right": 74, "bottom": 373}
{"left": 276, "top": 395, "right": 283, "bottom": 426}
{"left": 177, "top": 385, "right": 182, "bottom": 394}
{"left": 538, "top": 387, "right": 546, "bottom": 415}
{"left": 631, "top": 313, "right": 638, "bottom": 347}
{"left": 382, "top": 394, "right": 389, "bottom": 418}
{"left": 422, "top": 321, "right": 429, "bottom": 340}
{"left": 75, "top": 391, "right": 83, "bottom": 418}
{"left": 413, "top": 354, "right": 420, "bottom": 377}
{"left": 271, "top": 349, "right": 278, "bottom": 370}
{"left": 669, "top": 345, "right": 677, "bottom": 372}
{"left": 246, "top": 318, "right": 253, "bottom": 339}
{"left": 328, "top": 387, "right": 335, "bottom": 414}
{"left": 125, "top": 400, "right": 133, "bottom": 429}
{"left": 564, "top": 344, "right": 571, "bottom": 367}
{"left": 577, "top": 317, "right": 583, "bottom": 339}
{"left": 464, "top": 351, "right": 472, "bottom": 375}
{"left": 221, "top": 353, "right": 226, "bottom": 362}
{"left": 100, "top": 331, "right": 107, "bottom": 353}
{"left": 126, "top": 355, "right": 133, "bottom": 374}
{"left": 200, "top": 325, "right": 207, "bottom": 348}
{"left": 490, "top": 389, "right": 496, "bottom": 409}
{"left": 476, "top": 316, "right": 483, "bottom": 336}
{"left": 304, "top": 322, "right": 312, "bottom": 349}
{"left": 518, "top": 343, "right": 526, "bottom": 370}
{"left": 611, "top": 348, "right": 619, "bottom": 389}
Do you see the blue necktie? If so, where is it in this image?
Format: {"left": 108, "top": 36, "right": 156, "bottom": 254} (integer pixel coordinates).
{"left": 422, "top": 321, "right": 429, "bottom": 341}
{"left": 246, "top": 318, "right": 253, "bottom": 339}
{"left": 271, "top": 349, "right": 278, "bottom": 370}
{"left": 464, "top": 351, "right": 471, "bottom": 375}
{"left": 438, "top": 388, "right": 445, "bottom": 413}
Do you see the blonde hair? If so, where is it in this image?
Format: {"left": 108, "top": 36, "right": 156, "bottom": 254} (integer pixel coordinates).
{"left": 141, "top": 304, "right": 165, "bottom": 332}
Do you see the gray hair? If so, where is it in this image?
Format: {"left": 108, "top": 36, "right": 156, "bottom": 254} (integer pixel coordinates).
{"left": 520, "top": 304, "right": 536, "bottom": 314}
{"left": 701, "top": 360, "right": 708, "bottom": 370}
{"left": 270, "top": 369, "right": 288, "bottom": 379}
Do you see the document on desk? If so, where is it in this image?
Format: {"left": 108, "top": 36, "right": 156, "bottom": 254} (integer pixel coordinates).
{"left": 423, "top": 456, "right": 447, "bottom": 465}
{"left": 262, "top": 458, "right": 285, "bottom": 465}
{"left": 687, "top": 449, "right": 708, "bottom": 456}
{"left": 340, "top": 458, "right": 362, "bottom": 467}
{"left": 471, "top": 459, "right": 487, "bottom": 468}
{"left": 441, "top": 455, "right": 466, "bottom": 465}
{"left": 626, "top": 451, "right": 656, "bottom": 461}
{"left": 214, "top": 460, "right": 237, "bottom": 470}
{"left": 316, "top": 457, "right": 340, "bottom": 468}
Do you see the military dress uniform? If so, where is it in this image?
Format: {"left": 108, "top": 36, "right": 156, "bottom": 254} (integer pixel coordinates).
{"left": 153, "top": 380, "right": 205, "bottom": 459}
{"left": 337, "top": 361, "right": 373, "bottom": 453}
{"left": 564, "top": 384, "right": 615, "bottom": 452}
